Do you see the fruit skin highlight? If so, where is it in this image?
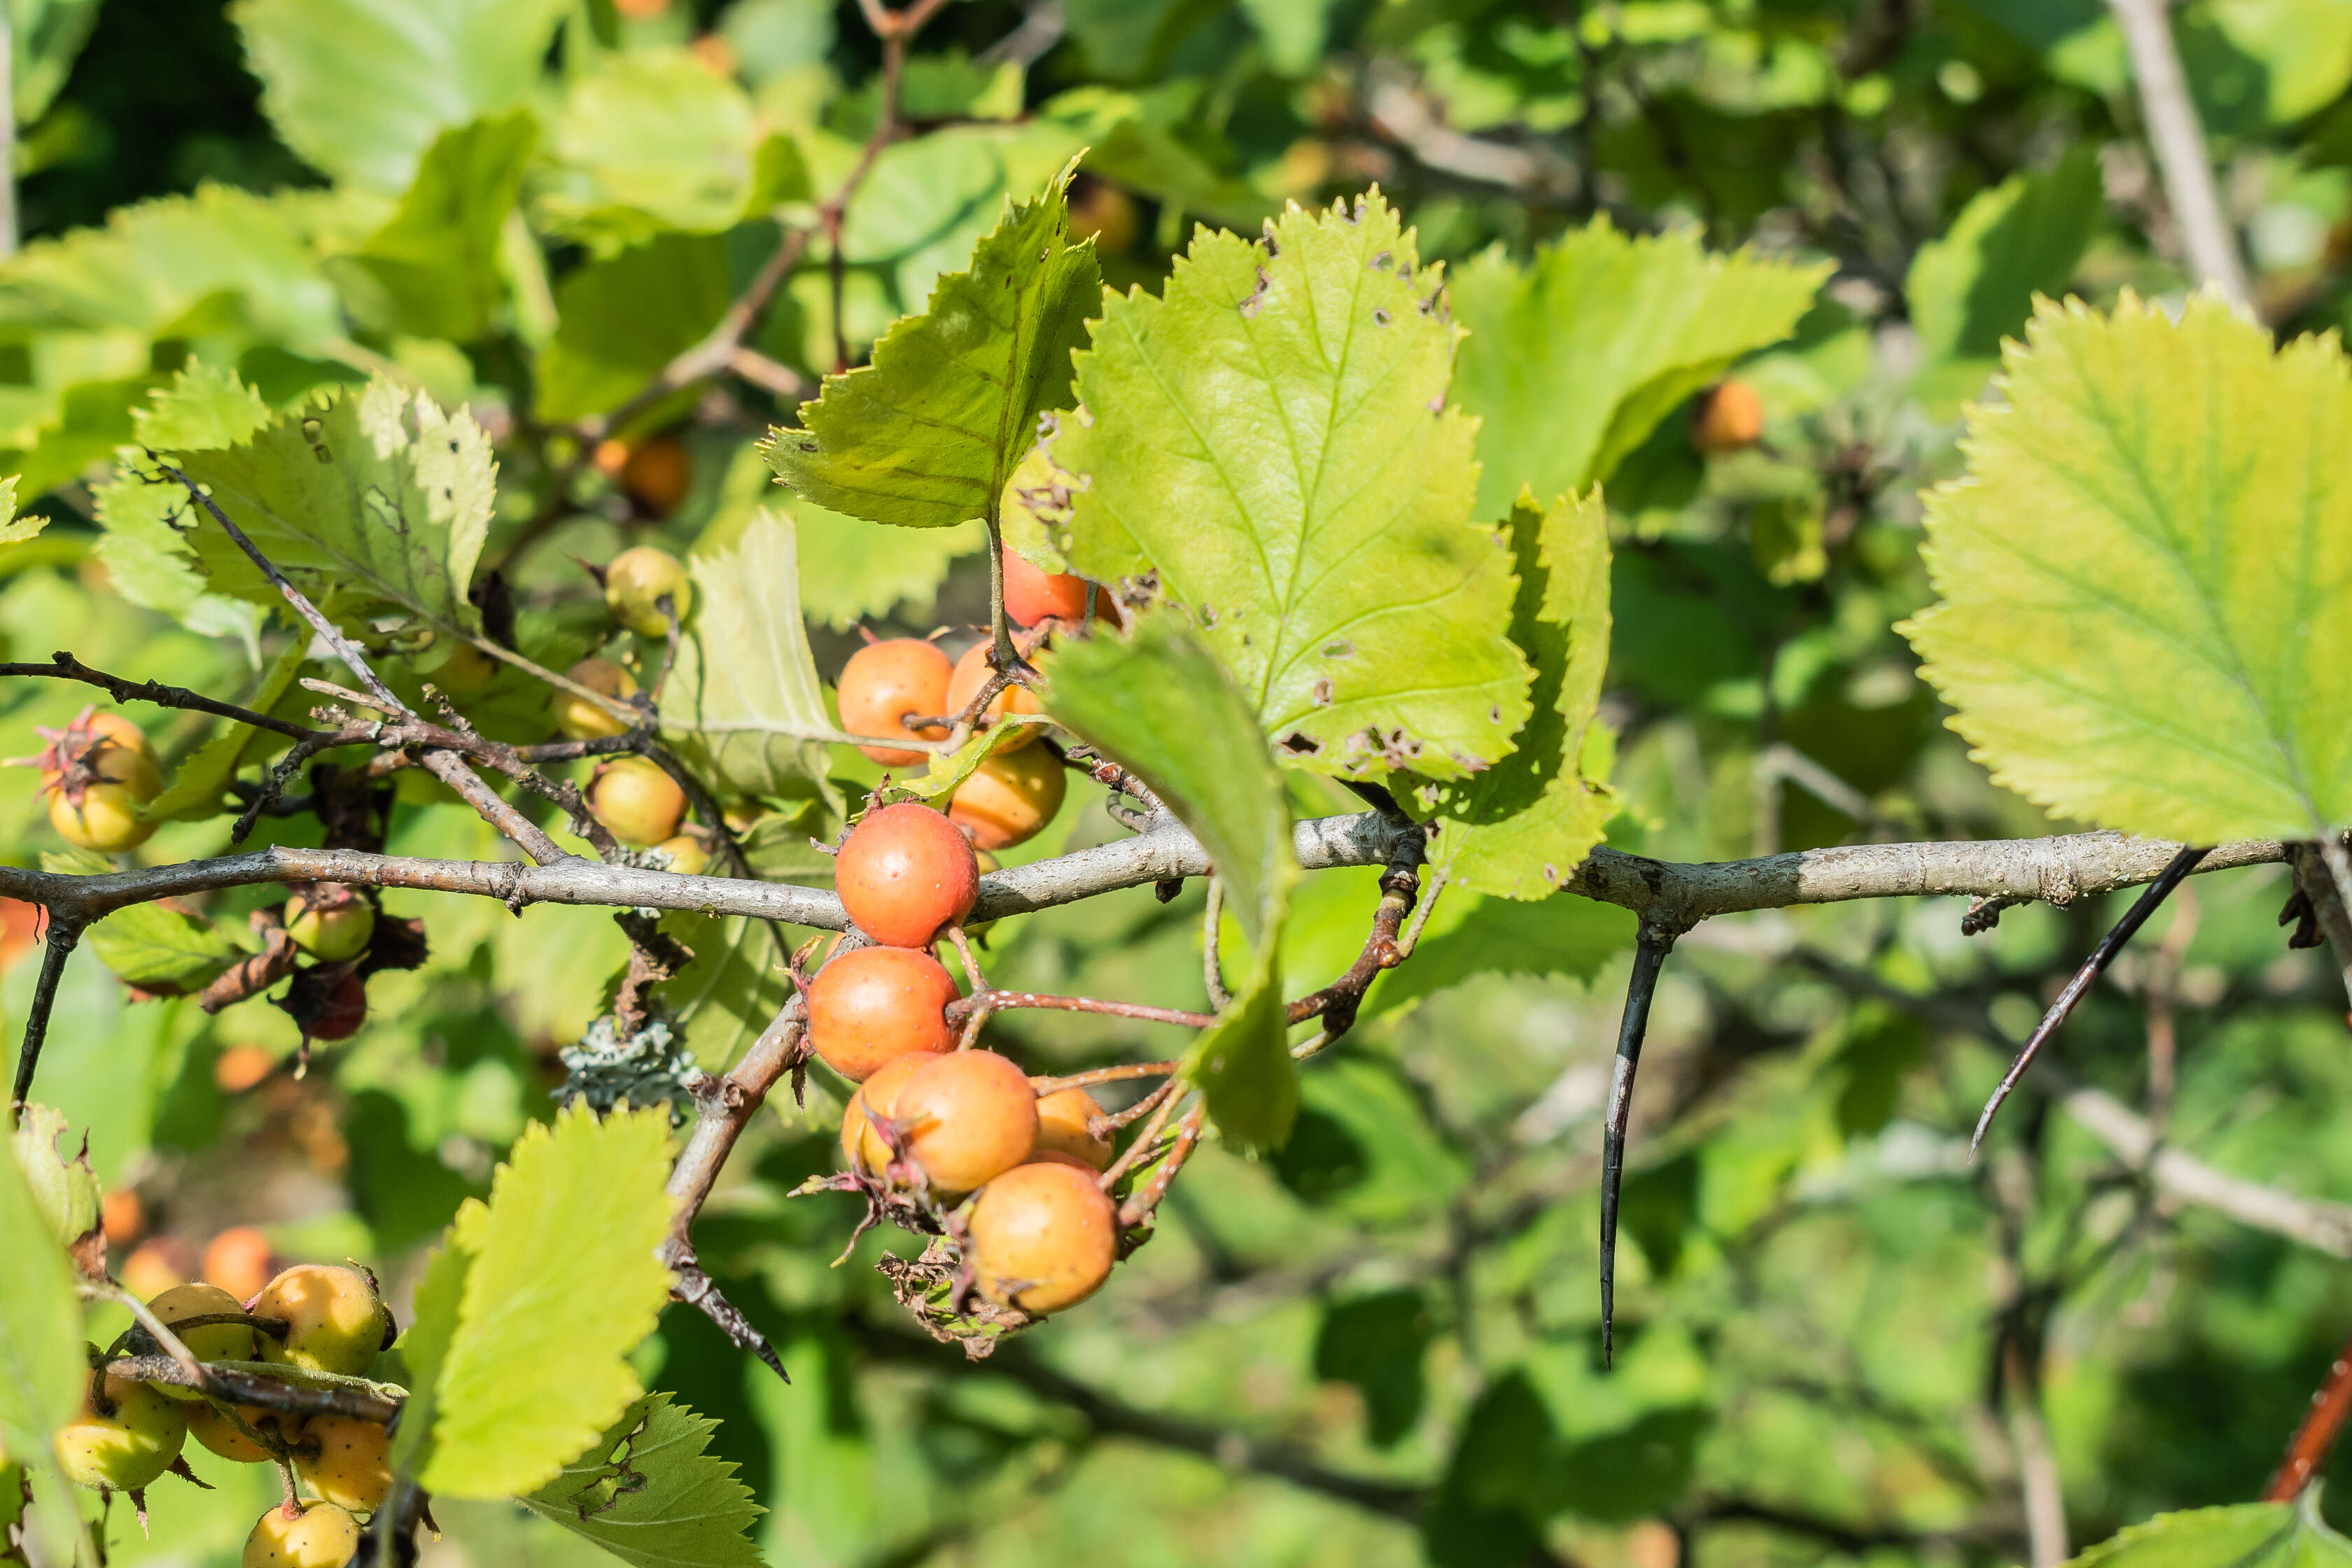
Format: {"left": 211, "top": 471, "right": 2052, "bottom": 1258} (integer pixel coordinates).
{"left": 55, "top": 1361, "right": 188, "bottom": 1491}
{"left": 591, "top": 756, "right": 687, "bottom": 846}
{"left": 552, "top": 657, "right": 640, "bottom": 740}
{"left": 145, "top": 1282, "right": 258, "bottom": 1400}
{"left": 949, "top": 746, "right": 1067, "bottom": 851}
{"left": 242, "top": 1499, "right": 361, "bottom": 1567}
{"left": 838, "top": 638, "right": 952, "bottom": 766}
{"left": 808, "top": 944, "right": 960, "bottom": 1082}
{"left": 969, "top": 1161, "right": 1119, "bottom": 1315}
{"left": 835, "top": 802, "right": 978, "bottom": 948}
{"left": 251, "top": 1264, "right": 393, "bottom": 1378}
{"left": 1034, "top": 1087, "right": 1113, "bottom": 1170}
{"left": 890, "top": 1050, "right": 1039, "bottom": 1197}
{"left": 606, "top": 545, "right": 694, "bottom": 636}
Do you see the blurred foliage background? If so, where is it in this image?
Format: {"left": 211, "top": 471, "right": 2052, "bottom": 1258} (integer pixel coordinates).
{"left": 8, "top": 0, "right": 2352, "bottom": 1564}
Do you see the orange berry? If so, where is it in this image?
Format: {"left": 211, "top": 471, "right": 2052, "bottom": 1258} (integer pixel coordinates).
{"left": 1034, "top": 1087, "right": 1112, "bottom": 1170}
{"left": 1691, "top": 378, "right": 1765, "bottom": 454}
{"left": 590, "top": 756, "right": 687, "bottom": 847}
{"left": 890, "top": 1049, "right": 1038, "bottom": 1198}
{"left": 841, "top": 1054, "right": 930, "bottom": 1175}
{"left": 968, "top": 1160, "right": 1118, "bottom": 1314}
{"left": 1000, "top": 548, "right": 1092, "bottom": 627}
{"left": 838, "top": 639, "right": 952, "bottom": 766}
{"left": 835, "top": 802, "right": 977, "bottom": 948}
{"left": 807, "top": 945, "right": 959, "bottom": 1082}
{"left": 189, "top": 1401, "right": 283, "bottom": 1464}
{"left": 203, "top": 1226, "right": 276, "bottom": 1303}
{"left": 948, "top": 746, "right": 1066, "bottom": 851}
{"left": 944, "top": 643, "right": 1042, "bottom": 748}
{"left": 553, "top": 657, "right": 640, "bottom": 741}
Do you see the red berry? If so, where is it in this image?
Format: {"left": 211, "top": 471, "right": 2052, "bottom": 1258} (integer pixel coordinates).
{"left": 309, "top": 974, "right": 367, "bottom": 1041}
{"left": 1000, "top": 549, "right": 1093, "bottom": 627}
{"left": 944, "top": 643, "right": 1042, "bottom": 747}
{"left": 808, "top": 945, "right": 959, "bottom": 1082}
{"left": 838, "top": 639, "right": 951, "bottom": 766}
{"left": 836, "top": 802, "right": 977, "bottom": 948}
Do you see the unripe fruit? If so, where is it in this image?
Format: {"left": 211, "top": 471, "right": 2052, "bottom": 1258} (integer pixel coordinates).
{"left": 426, "top": 641, "right": 496, "bottom": 693}
{"left": 808, "top": 945, "right": 958, "bottom": 1082}
{"left": 968, "top": 1160, "right": 1118, "bottom": 1315}
{"left": 1034, "top": 1087, "right": 1113, "bottom": 1171}
{"left": 841, "top": 1054, "right": 930, "bottom": 1175}
{"left": 55, "top": 1362, "right": 187, "bottom": 1491}
{"left": 290, "top": 1416, "right": 391, "bottom": 1515}
{"left": 204, "top": 1226, "right": 276, "bottom": 1301}
{"left": 656, "top": 833, "right": 709, "bottom": 876}
{"left": 891, "top": 1049, "right": 1039, "bottom": 1197}
{"left": 838, "top": 639, "right": 952, "bottom": 766}
{"left": 189, "top": 1400, "right": 283, "bottom": 1464}
{"left": 591, "top": 757, "right": 687, "bottom": 847}
{"left": 146, "top": 1284, "right": 258, "bottom": 1400}
{"left": 307, "top": 974, "right": 368, "bottom": 1042}
{"left": 50, "top": 781, "right": 154, "bottom": 853}
{"left": 836, "top": 802, "right": 978, "bottom": 948}
{"left": 605, "top": 545, "right": 694, "bottom": 636}
{"left": 1068, "top": 178, "right": 1140, "bottom": 257}
{"left": 1000, "top": 549, "right": 1093, "bottom": 627}
{"left": 1691, "top": 378, "right": 1765, "bottom": 454}
{"left": 74, "top": 712, "right": 154, "bottom": 762}
{"left": 553, "top": 657, "right": 640, "bottom": 741}
{"left": 122, "top": 1240, "right": 190, "bottom": 1302}
{"left": 284, "top": 890, "right": 374, "bottom": 962}
{"left": 944, "top": 643, "right": 1042, "bottom": 749}
{"left": 252, "top": 1264, "right": 392, "bottom": 1378}
{"left": 243, "top": 1500, "right": 360, "bottom": 1567}
{"left": 948, "top": 746, "right": 1066, "bottom": 851}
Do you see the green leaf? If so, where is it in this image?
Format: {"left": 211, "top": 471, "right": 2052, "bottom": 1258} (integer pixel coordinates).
{"left": 1408, "top": 489, "right": 1616, "bottom": 898}
{"left": 1313, "top": 1289, "right": 1433, "bottom": 1446}
{"left": 1900, "top": 294, "right": 2352, "bottom": 844}
{"left": 519, "top": 1392, "right": 764, "bottom": 1567}
{"left": 83, "top": 902, "right": 246, "bottom": 995}
{"left": 659, "top": 508, "right": 837, "bottom": 805}
{"left": 538, "top": 51, "right": 770, "bottom": 246}
{"left": 333, "top": 111, "right": 538, "bottom": 342}
{"left": 387, "top": 1219, "right": 475, "bottom": 1481}
{"left": 1056, "top": 192, "right": 1531, "bottom": 782}
{"left": 2065, "top": 1497, "right": 2352, "bottom": 1568}
{"left": 886, "top": 719, "right": 1052, "bottom": 806}
{"left": 1044, "top": 615, "right": 1298, "bottom": 1150}
{"left": 791, "top": 500, "right": 986, "bottom": 630}
{"left": 659, "top": 914, "right": 793, "bottom": 1072}
{"left": 8, "top": 1103, "right": 99, "bottom": 1252}
{"left": 144, "top": 638, "right": 310, "bottom": 823}
{"left": 535, "top": 233, "right": 732, "bottom": 425}
{"left": 0, "top": 477, "right": 41, "bottom": 563}
{"left": 768, "top": 157, "right": 1100, "bottom": 531}
{"left": 92, "top": 365, "right": 277, "bottom": 632}
{"left": 1372, "top": 890, "right": 1635, "bottom": 1018}
{"left": 1450, "top": 218, "right": 1829, "bottom": 517}
{"left": 419, "top": 1101, "right": 676, "bottom": 1499}
{"left": 234, "top": 0, "right": 569, "bottom": 191}
{"left": 172, "top": 376, "right": 494, "bottom": 633}
{"left": 0, "top": 1122, "right": 85, "bottom": 1568}
{"left": 1907, "top": 147, "right": 2101, "bottom": 368}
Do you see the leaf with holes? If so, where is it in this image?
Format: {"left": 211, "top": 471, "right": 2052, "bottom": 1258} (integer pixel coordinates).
{"left": 767, "top": 157, "right": 1098, "bottom": 530}
{"left": 520, "top": 1392, "right": 764, "bottom": 1567}
{"left": 1902, "top": 294, "right": 2352, "bottom": 844}
{"left": 1054, "top": 192, "right": 1530, "bottom": 783}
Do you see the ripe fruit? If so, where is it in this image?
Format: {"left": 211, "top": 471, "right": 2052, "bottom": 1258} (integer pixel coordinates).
{"left": 808, "top": 945, "right": 959, "bottom": 1082}
{"left": 552, "top": 657, "right": 640, "bottom": 740}
{"left": 944, "top": 643, "right": 1042, "bottom": 748}
{"left": 291, "top": 1416, "right": 391, "bottom": 1514}
{"left": 949, "top": 746, "right": 1067, "bottom": 851}
{"left": 252, "top": 1264, "right": 392, "bottom": 1378}
{"left": 1000, "top": 548, "right": 1093, "bottom": 627}
{"left": 1034, "top": 1087, "right": 1113, "bottom": 1170}
{"left": 968, "top": 1161, "right": 1119, "bottom": 1315}
{"left": 841, "top": 1054, "right": 930, "bottom": 1175}
{"left": 46, "top": 734, "right": 162, "bottom": 853}
{"left": 1692, "top": 378, "right": 1765, "bottom": 454}
{"left": 307, "top": 974, "right": 368, "bottom": 1042}
{"left": 837, "top": 638, "right": 952, "bottom": 766}
{"left": 146, "top": 1283, "right": 258, "bottom": 1399}
{"left": 836, "top": 802, "right": 978, "bottom": 948}
{"left": 204, "top": 1226, "right": 276, "bottom": 1300}
{"left": 55, "top": 1362, "right": 187, "bottom": 1491}
{"left": 102, "top": 1189, "right": 144, "bottom": 1245}
{"left": 605, "top": 545, "right": 694, "bottom": 636}
{"left": 284, "top": 889, "right": 374, "bottom": 962}
{"left": 243, "top": 1500, "right": 360, "bottom": 1568}
{"left": 656, "top": 833, "right": 709, "bottom": 876}
{"left": 596, "top": 435, "right": 693, "bottom": 516}
{"left": 591, "top": 757, "right": 687, "bottom": 847}
{"left": 890, "top": 1049, "right": 1039, "bottom": 1197}
{"left": 190, "top": 1401, "right": 283, "bottom": 1463}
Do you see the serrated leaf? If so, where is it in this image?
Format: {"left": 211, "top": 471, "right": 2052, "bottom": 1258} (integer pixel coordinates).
{"left": 8, "top": 1104, "right": 99, "bottom": 1252}
{"left": 1410, "top": 489, "right": 1616, "bottom": 898}
{"left": 659, "top": 914, "right": 793, "bottom": 1072}
{"left": 145, "top": 638, "right": 310, "bottom": 823}
{"left": 1055, "top": 191, "right": 1531, "bottom": 783}
{"left": 235, "top": 0, "right": 569, "bottom": 192}
{"left": 0, "top": 1126, "right": 85, "bottom": 1568}
{"left": 887, "top": 718, "right": 1054, "bottom": 806}
{"left": 83, "top": 902, "right": 246, "bottom": 995}
{"left": 333, "top": 111, "right": 538, "bottom": 342}
{"left": 2065, "top": 1497, "right": 2352, "bottom": 1568}
{"left": 792, "top": 500, "right": 986, "bottom": 630}
{"left": 769, "top": 157, "right": 1100, "bottom": 530}
{"left": 92, "top": 365, "right": 276, "bottom": 631}
{"left": 1045, "top": 615, "right": 1298, "bottom": 1151}
{"left": 0, "top": 478, "right": 41, "bottom": 559}
{"left": 1450, "top": 218, "right": 1829, "bottom": 517}
{"left": 1900, "top": 293, "right": 2352, "bottom": 844}
{"left": 538, "top": 51, "right": 770, "bottom": 248}
{"left": 536, "top": 233, "right": 732, "bottom": 425}
{"left": 1907, "top": 146, "right": 2101, "bottom": 367}
{"left": 1371, "top": 890, "right": 1634, "bottom": 1019}
{"left": 172, "top": 377, "right": 493, "bottom": 633}
{"left": 388, "top": 1221, "right": 475, "bottom": 1481}
{"left": 519, "top": 1392, "right": 764, "bottom": 1567}
{"left": 659, "top": 508, "right": 837, "bottom": 804}
{"left": 419, "top": 1102, "right": 676, "bottom": 1499}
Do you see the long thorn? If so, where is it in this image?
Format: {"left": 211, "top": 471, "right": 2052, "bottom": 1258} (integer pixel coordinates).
{"left": 1600, "top": 922, "right": 1674, "bottom": 1367}
{"left": 1969, "top": 845, "right": 2209, "bottom": 1156}
{"left": 10, "top": 918, "right": 81, "bottom": 1124}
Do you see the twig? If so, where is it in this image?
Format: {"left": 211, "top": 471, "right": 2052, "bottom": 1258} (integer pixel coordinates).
{"left": 2002, "top": 1340, "right": 2069, "bottom": 1566}
{"left": 1030, "top": 1061, "right": 1182, "bottom": 1097}
{"left": 9, "top": 918, "right": 81, "bottom": 1124}
{"left": 2266, "top": 1324, "right": 2352, "bottom": 1500}
{"left": 1099, "top": 1085, "right": 1184, "bottom": 1189}
{"left": 952, "top": 991, "right": 1214, "bottom": 1028}
{"left": 2107, "top": 0, "right": 2252, "bottom": 307}
{"left": 0, "top": 654, "right": 315, "bottom": 738}
{"left": 106, "top": 1357, "right": 400, "bottom": 1424}
{"left": 1201, "top": 876, "right": 1232, "bottom": 1010}
{"left": 1970, "top": 846, "right": 2208, "bottom": 1154}
{"left": 1600, "top": 920, "right": 1675, "bottom": 1364}
{"left": 1119, "top": 1102, "right": 1205, "bottom": 1226}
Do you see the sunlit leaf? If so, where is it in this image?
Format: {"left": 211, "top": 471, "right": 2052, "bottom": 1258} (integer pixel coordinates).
{"left": 519, "top": 1392, "right": 764, "bottom": 1567}
{"left": 1901, "top": 294, "right": 2352, "bottom": 844}
{"left": 2065, "top": 1497, "right": 2352, "bottom": 1568}
{"left": 387, "top": 1221, "right": 475, "bottom": 1482}
{"left": 536, "top": 233, "right": 732, "bottom": 426}
{"left": 0, "top": 1124, "right": 85, "bottom": 1568}
{"left": 82, "top": 902, "right": 246, "bottom": 995}
{"left": 1907, "top": 146, "right": 2101, "bottom": 366}
{"left": 8, "top": 1102, "right": 100, "bottom": 1252}
{"left": 333, "top": 111, "right": 538, "bottom": 342}
{"left": 1056, "top": 191, "right": 1531, "bottom": 782}
{"left": 538, "top": 51, "right": 779, "bottom": 247}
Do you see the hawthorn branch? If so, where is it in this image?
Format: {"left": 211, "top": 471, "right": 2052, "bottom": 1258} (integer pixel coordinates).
{"left": 108, "top": 1356, "right": 399, "bottom": 1424}
{"left": 0, "top": 654, "right": 315, "bottom": 738}
{"left": 2107, "top": 0, "right": 2252, "bottom": 307}
{"left": 8, "top": 917, "right": 81, "bottom": 1125}
{"left": 2266, "top": 1324, "right": 2352, "bottom": 1501}
{"left": 1599, "top": 920, "right": 1674, "bottom": 1365}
